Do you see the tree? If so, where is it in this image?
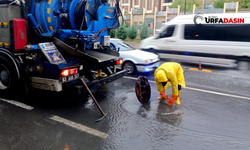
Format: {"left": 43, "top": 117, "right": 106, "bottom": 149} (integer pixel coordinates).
{"left": 109, "top": 29, "right": 116, "bottom": 38}
{"left": 124, "top": 22, "right": 129, "bottom": 28}
{"left": 169, "top": 0, "right": 202, "bottom": 11}
{"left": 238, "top": 0, "right": 250, "bottom": 9}
{"left": 212, "top": 0, "right": 230, "bottom": 8}
{"left": 213, "top": 0, "right": 250, "bottom": 9}
{"left": 128, "top": 25, "right": 137, "bottom": 40}
{"left": 140, "top": 21, "right": 149, "bottom": 40}
{"left": 116, "top": 24, "right": 128, "bottom": 40}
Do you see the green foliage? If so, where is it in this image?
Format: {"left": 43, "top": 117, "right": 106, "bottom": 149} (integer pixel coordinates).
{"left": 169, "top": 0, "right": 202, "bottom": 11}
{"left": 124, "top": 22, "right": 129, "bottom": 28}
{"left": 109, "top": 29, "right": 116, "bottom": 38}
{"left": 238, "top": 0, "right": 250, "bottom": 9}
{"left": 140, "top": 21, "right": 149, "bottom": 40}
{"left": 128, "top": 25, "right": 137, "bottom": 40}
{"left": 212, "top": 0, "right": 230, "bottom": 8}
{"left": 116, "top": 24, "right": 128, "bottom": 40}
{"left": 213, "top": 0, "right": 250, "bottom": 9}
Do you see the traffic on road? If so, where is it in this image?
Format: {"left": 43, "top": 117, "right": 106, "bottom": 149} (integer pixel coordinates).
{"left": 0, "top": 61, "right": 250, "bottom": 150}
{"left": 0, "top": 1, "right": 250, "bottom": 149}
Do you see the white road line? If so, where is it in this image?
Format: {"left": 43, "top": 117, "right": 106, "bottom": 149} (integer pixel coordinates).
{"left": 0, "top": 98, "right": 34, "bottom": 110}
{"left": 123, "top": 76, "right": 250, "bottom": 101}
{"left": 50, "top": 115, "right": 108, "bottom": 139}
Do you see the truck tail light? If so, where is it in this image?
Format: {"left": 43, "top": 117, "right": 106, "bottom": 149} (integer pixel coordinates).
{"left": 61, "top": 68, "right": 78, "bottom": 77}
{"left": 116, "top": 59, "right": 123, "bottom": 65}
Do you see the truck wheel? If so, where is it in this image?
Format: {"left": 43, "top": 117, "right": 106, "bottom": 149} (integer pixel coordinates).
{"left": 123, "top": 62, "right": 136, "bottom": 75}
{"left": 0, "top": 55, "right": 19, "bottom": 94}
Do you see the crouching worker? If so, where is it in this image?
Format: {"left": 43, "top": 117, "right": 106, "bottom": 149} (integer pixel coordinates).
{"left": 154, "top": 62, "right": 186, "bottom": 105}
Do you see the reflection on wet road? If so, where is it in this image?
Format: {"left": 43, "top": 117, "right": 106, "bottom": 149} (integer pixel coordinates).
{"left": 101, "top": 76, "right": 250, "bottom": 150}
{"left": 0, "top": 65, "right": 250, "bottom": 150}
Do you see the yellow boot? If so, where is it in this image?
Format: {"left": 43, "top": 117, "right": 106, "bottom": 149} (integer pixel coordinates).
{"left": 96, "top": 69, "right": 102, "bottom": 78}
{"left": 176, "top": 90, "right": 181, "bottom": 105}
{"left": 157, "top": 95, "right": 163, "bottom": 99}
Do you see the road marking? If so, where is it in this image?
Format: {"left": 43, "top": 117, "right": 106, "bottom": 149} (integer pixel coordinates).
{"left": 202, "top": 69, "right": 212, "bottom": 72}
{"left": 186, "top": 87, "right": 250, "bottom": 100}
{"left": 50, "top": 115, "right": 108, "bottom": 139}
{"left": 188, "top": 68, "right": 212, "bottom": 72}
{"left": 0, "top": 98, "right": 34, "bottom": 110}
{"left": 189, "top": 68, "right": 198, "bottom": 71}
{"left": 123, "top": 76, "right": 250, "bottom": 101}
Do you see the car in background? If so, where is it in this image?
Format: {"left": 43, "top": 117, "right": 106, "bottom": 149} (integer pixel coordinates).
{"left": 141, "top": 13, "right": 250, "bottom": 69}
{"left": 110, "top": 38, "right": 160, "bottom": 74}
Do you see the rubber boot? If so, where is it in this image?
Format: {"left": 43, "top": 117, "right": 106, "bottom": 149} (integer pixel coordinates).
{"left": 96, "top": 69, "right": 102, "bottom": 78}
{"left": 175, "top": 90, "right": 181, "bottom": 105}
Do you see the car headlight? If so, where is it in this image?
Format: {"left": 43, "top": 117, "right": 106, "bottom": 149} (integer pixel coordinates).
{"left": 145, "top": 59, "right": 152, "bottom": 64}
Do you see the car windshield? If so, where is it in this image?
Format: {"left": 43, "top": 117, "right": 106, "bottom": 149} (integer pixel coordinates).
{"left": 111, "top": 40, "right": 134, "bottom": 51}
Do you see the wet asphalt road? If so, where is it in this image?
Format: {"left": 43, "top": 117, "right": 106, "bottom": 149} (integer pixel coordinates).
{"left": 0, "top": 62, "right": 250, "bottom": 150}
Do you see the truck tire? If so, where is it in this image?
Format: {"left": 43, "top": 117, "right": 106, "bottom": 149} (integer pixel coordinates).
{"left": 0, "top": 55, "right": 19, "bottom": 94}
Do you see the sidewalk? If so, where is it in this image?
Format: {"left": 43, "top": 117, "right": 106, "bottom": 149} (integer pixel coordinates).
{"left": 125, "top": 42, "right": 140, "bottom": 49}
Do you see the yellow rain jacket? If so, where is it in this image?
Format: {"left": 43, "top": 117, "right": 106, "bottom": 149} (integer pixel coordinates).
{"left": 154, "top": 62, "right": 186, "bottom": 96}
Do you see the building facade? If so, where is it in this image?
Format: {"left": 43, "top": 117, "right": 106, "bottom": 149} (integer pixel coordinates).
{"left": 110, "top": 0, "right": 213, "bottom": 13}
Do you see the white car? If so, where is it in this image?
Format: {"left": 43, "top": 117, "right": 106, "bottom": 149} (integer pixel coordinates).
{"left": 141, "top": 13, "right": 250, "bottom": 68}
{"left": 110, "top": 38, "right": 160, "bottom": 74}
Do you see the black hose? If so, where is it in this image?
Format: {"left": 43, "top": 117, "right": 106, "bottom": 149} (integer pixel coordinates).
{"left": 21, "top": 0, "right": 38, "bottom": 43}
{"left": 74, "top": 0, "right": 87, "bottom": 30}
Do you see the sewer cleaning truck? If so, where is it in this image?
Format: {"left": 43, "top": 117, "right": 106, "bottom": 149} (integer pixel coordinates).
{"left": 0, "top": 0, "right": 126, "bottom": 95}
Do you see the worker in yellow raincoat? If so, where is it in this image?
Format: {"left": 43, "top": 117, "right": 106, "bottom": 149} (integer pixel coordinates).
{"left": 154, "top": 62, "right": 186, "bottom": 105}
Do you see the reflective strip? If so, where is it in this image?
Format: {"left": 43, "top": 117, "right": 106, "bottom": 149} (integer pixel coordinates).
{"left": 0, "top": 22, "right": 8, "bottom": 27}
{"left": 87, "top": 4, "right": 89, "bottom": 9}
{"left": 85, "top": 16, "right": 87, "bottom": 22}
{"left": 48, "top": 0, "right": 51, "bottom": 4}
{"left": 47, "top": 8, "right": 50, "bottom": 14}
{"left": 0, "top": 42, "right": 9, "bottom": 46}
{"left": 47, "top": 17, "right": 51, "bottom": 23}
{"left": 49, "top": 26, "right": 53, "bottom": 31}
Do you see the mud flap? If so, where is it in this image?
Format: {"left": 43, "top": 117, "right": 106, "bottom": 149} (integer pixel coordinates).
{"left": 135, "top": 76, "right": 151, "bottom": 104}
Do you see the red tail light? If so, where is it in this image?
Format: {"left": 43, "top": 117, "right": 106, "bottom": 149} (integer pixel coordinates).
{"left": 61, "top": 68, "right": 78, "bottom": 77}
{"left": 116, "top": 59, "right": 123, "bottom": 65}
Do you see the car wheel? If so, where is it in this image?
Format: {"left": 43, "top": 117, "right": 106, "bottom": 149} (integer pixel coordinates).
{"left": 0, "top": 55, "right": 19, "bottom": 94}
{"left": 123, "top": 62, "right": 136, "bottom": 74}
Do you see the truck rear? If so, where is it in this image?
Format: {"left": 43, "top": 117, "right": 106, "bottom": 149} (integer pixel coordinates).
{"left": 0, "top": 0, "right": 126, "bottom": 95}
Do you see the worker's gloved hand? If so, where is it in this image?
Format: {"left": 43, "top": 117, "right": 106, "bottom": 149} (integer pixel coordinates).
{"left": 167, "top": 95, "right": 177, "bottom": 106}
{"left": 160, "top": 91, "right": 168, "bottom": 100}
